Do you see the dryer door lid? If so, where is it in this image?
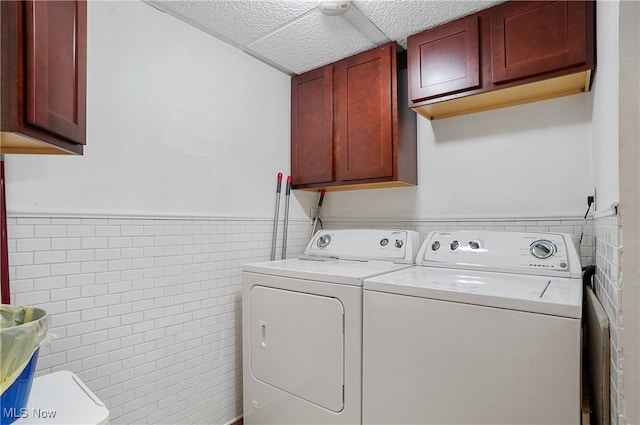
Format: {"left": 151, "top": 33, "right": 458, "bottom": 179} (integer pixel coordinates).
{"left": 250, "top": 286, "right": 345, "bottom": 411}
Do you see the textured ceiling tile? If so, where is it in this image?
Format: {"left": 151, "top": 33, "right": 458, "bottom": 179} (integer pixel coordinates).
{"left": 249, "top": 11, "right": 376, "bottom": 74}
{"left": 146, "top": 0, "right": 506, "bottom": 74}
{"left": 153, "top": 0, "right": 318, "bottom": 45}
{"left": 353, "top": 0, "right": 505, "bottom": 47}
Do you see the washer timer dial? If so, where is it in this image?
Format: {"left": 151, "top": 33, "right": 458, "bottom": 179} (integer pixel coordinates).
{"left": 317, "top": 234, "right": 332, "bottom": 248}
{"left": 530, "top": 240, "right": 556, "bottom": 259}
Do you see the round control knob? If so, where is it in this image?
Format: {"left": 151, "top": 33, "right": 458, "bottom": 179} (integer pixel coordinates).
{"left": 431, "top": 241, "right": 440, "bottom": 251}
{"left": 395, "top": 239, "right": 404, "bottom": 248}
{"left": 380, "top": 238, "right": 389, "bottom": 247}
{"left": 469, "top": 241, "right": 480, "bottom": 250}
{"left": 450, "top": 240, "right": 459, "bottom": 251}
{"left": 317, "top": 234, "right": 331, "bottom": 248}
{"left": 530, "top": 240, "right": 555, "bottom": 259}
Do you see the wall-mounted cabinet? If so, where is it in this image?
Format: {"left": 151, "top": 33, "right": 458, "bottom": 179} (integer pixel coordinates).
{"left": 408, "top": 15, "right": 481, "bottom": 103}
{"left": 1, "top": 0, "right": 87, "bottom": 155}
{"left": 291, "top": 43, "right": 417, "bottom": 191}
{"left": 408, "top": 0, "right": 595, "bottom": 120}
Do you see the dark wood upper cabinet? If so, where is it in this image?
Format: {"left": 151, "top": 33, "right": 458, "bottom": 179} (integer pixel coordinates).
{"left": 408, "top": 15, "right": 480, "bottom": 103}
{"left": 491, "top": 1, "right": 590, "bottom": 84}
{"left": 291, "top": 67, "right": 334, "bottom": 186}
{"left": 334, "top": 45, "right": 393, "bottom": 182}
{"left": 1, "top": 0, "right": 87, "bottom": 155}
{"left": 291, "top": 43, "right": 416, "bottom": 191}
{"left": 408, "top": 0, "right": 595, "bottom": 120}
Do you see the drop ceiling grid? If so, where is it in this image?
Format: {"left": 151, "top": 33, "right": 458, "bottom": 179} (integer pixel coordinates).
{"left": 249, "top": 11, "right": 377, "bottom": 74}
{"left": 355, "top": 0, "right": 505, "bottom": 48}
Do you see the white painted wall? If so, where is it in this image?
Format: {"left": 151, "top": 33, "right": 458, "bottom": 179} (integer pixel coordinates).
{"left": 590, "top": 2, "right": 640, "bottom": 424}
{"left": 4, "top": 1, "right": 315, "bottom": 219}
{"left": 590, "top": 2, "right": 624, "bottom": 423}
{"left": 323, "top": 94, "right": 594, "bottom": 220}
{"left": 591, "top": 0, "right": 620, "bottom": 212}
{"left": 617, "top": 1, "right": 640, "bottom": 423}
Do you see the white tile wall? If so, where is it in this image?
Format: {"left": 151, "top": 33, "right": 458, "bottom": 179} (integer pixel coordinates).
{"left": 593, "top": 213, "right": 623, "bottom": 425}
{"left": 7, "top": 215, "right": 311, "bottom": 425}
{"left": 7, "top": 214, "right": 596, "bottom": 424}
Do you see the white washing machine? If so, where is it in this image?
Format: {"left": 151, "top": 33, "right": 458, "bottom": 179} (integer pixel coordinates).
{"left": 242, "top": 229, "right": 420, "bottom": 425}
{"left": 362, "top": 230, "right": 583, "bottom": 425}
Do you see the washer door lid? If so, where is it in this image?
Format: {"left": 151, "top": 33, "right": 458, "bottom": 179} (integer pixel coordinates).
{"left": 365, "top": 267, "right": 582, "bottom": 318}
{"left": 250, "top": 286, "right": 345, "bottom": 412}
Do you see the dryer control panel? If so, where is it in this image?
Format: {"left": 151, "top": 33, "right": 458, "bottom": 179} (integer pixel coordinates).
{"left": 418, "top": 230, "right": 582, "bottom": 278}
{"left": 305, "top": 229, "right": 420, "bottom": 264}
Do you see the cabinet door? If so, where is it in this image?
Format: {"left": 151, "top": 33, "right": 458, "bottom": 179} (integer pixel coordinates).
{"left": 291, "top": 66, "right": 334, "bottom": 186}
{"left": 491, "top": 1, "right": 589, "bottom": 84}
{"left": 334, "top": 44, "right": 393, "bottom": 182}
{"left": 408, "top": 15, "right": 480, "bottom": 103}
{"left": 25, "top": 0, "right": 87, "bottom": 145}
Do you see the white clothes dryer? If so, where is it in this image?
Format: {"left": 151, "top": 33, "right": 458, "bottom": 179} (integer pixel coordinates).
{"left": 362, "top": 230, "right": 583, "bottom": 425}
{"left": 242, "top": 229, "right": 420, "bottom": 425}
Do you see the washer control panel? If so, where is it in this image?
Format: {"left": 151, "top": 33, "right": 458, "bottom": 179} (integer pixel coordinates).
{"left": 419, "top": 230, "right": 581, "bottom": 278}
{"left": 306, "top": 229, "right": 420, "bottom": 263}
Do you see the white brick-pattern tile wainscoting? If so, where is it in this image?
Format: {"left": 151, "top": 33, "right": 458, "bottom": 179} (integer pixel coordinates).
{"left": 593, "top": 212, "right": 623, "bottom": 425}
{"left": 322, "top": 217, "right": 595, "bottom": 267}
{"left": 6, "top": 214, "right": 311, "bottom": 425}
{"left": 6, "top": 214, "right": 597, "bottom": 424}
